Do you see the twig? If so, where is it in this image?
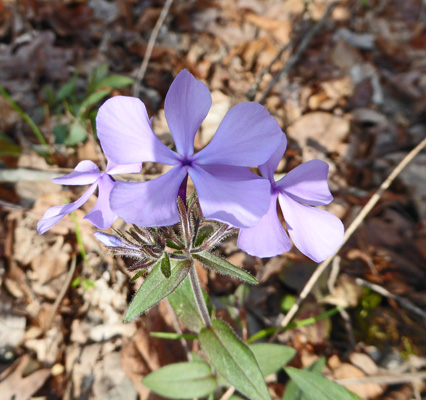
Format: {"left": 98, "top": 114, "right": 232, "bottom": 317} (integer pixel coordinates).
{"left": 133, "top": 0, "right": 174, "bottom": 97}
{"left": 355, "top": 278, "right": 426, "bottom": 319}
{"left": 246, "top": 42, "right": 292, "bottom": 102}
{"left": 87, "top": 119, "right": 107, "bottom": 171}
{"left": 271, "top": 136, "right": 426, "bottom": 340}
{"left": 0, "top": 168, "right": 63, "bottom": 182}
{"left": 219, "top": 386, "right": 235, "bottom": 400}
{"left": 246, "top": 1, "right": 310, "bottom": 101}
{"left": 165, "top": 300, "right": 193, "bottom": 361}
{"left": 327, "top": 257, "right": 356, "bottom": 349}
{"left": 44, "top": 255, "right": 77, "bottom": 330}
{"left": 336, "top": 371, "right": 426, "bottom": 386}
{"left": 258, "top": 0, "right": 339, "bottom": 104}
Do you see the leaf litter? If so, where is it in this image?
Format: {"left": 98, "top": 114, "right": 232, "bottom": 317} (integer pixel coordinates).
{"left": 0, "top": 0, "right": 425, "bottom": 399}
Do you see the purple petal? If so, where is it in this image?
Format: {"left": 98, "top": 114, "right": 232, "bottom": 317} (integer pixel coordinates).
{"left": 52, "top": 160, "right": 101, "bottom": 185}
{"left": 106, "top": 158, "right": 142, "bottom": 175}
{"left": 194, "top": 103, "right": 283, "bottom": 167}
{"left": 277, "top": 160, "right": 333, "bottom": 206}
{"left": 94, "top": 232, "right": 138, "bottom": 249}
{"left": 85, "top": 173, "right": 117, "bottom": 229}
{"left": 278, "top": 194, "right": 344, "bottom": 263}
{"left": 97, "top": 96, "right": 178, "bottom": 165}
{"left": 258, "top": 135, "right": 287, "bottom": 182}
{"left": 110, "top": 165, "right": 188, "bottom": 227}
{"left": 189, "top": 165, "right": 271, "bottom": 228}
{"left": 37, "top": 183, "right": 98, "bottom": 234}
{"left": 164, "top": 69, "right": 212, "bottom": 157}
{"left": 238, "top": 193, "right": 291, "bottom": 258}
{"left": 198, "top": 165, "right": 262, "bottom": 181}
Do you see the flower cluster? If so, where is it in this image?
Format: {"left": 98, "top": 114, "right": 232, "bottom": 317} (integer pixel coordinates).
{"left": 38, "top": 69, "right": 344, "bottom": 262}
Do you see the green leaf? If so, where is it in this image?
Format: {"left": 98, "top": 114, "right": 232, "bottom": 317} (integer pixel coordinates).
{"left": 124, "top": 260, "right": 191, "bottom": 323}
{"left": 250, "top": 343, "right": 296, "bottom": 377}
{"left": 282, "top": 358, "right": 326, "bottom": 400}
{"left": 0, "top": 86, "right": 49, "bottom": 153}
{"left": 0, "top": 134, "right": 21, "bottom": 157}
{"left": 65, "top": 120, "right": 87, "bottom": 145}
{"left": 160, "top": 253, "right": 171, "bottom": 278}
{"left": 87, "top": 63, "right": 109, "bottom": 94}
{"left": 168, "top": 275, "right": 205, "bottom": 332}
{"left": 77, "top": 89, "right": 110, "bottom": 117}
{"left": 284, "top": 366, "right": 362, "bottom": 400}
{"left": 143, "top": 361, "right": 217, "bottom": 399}
{"left": 199, "top": 320, "right": 271, "bottom": 400}
{"left": 193, "top": 251, "right": 257, "bottom": 285}
{"left": 95, "top": 74, "right": 134, "bottom": 90}
{"left": 150, "top": 332, "right": 197, "bottom": 341}
{"left": 56, "top": 80, "right": 76, "bottom": 102}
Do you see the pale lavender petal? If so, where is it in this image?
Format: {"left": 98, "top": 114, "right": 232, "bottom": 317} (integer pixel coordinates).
{"left": 238, "top": 193, "right": 291, "bottom": 258}
{"left": 164, "top": 69, "right": 212, "bottom": 157}
{"left": 110, "top": 165, "right": 188, "bottom": 227}
{"left": 198, "top": 165, "right": 262, "bottom": 181}
{"left": 94, "top": 232, "right": 138, "bottom": 249}
{"left": 52, "top": 160, "right": 101, "bottom": 185}
{"left": 278, "top": 194, "right": 344, "bottom": 263}
{"left": 189, "top": 165, "right": 271, "bottom": 228}
{"left": 276, "top": 160, "right": 333, "bottom": 206}
{"left": 194, "top": 103, "right": 283, "bottom": 167}
{"left": 37, "top": 183, "right": 98, "bottom": 234}
{"left": 106, "top": 158, "right": 142, "bottom": 175}
{"left": 97, "top": 96, "right": 178, "bottom": 165}
{"left": 258, "top": 135, "right": 287, "bottom": 182}
{"left": 85, "top": 174, "right": 117, "bottom": 229}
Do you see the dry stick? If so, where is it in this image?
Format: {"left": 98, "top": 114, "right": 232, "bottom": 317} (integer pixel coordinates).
{"left": 270, "top": 135, "right": 426, "bottom": 342}
{"left": 219, "top": 386, "right": 235, "bottom": 400}
{"left": 246, "top": 1, "right": 311, "bottom": 101}
{"left": 133, "top": 0, "right": 174, "bottom": 98}
{"left": 355, "top": 278, "right": 426, "bottom": 319}
{"left": 327, "top": 256, "right": 356, "bottom": 349}
{"left": 258, "top": 0, "right": 339, "bottom": 104}
{"left": 165, "top": 300, "right": 193, "bottom": 361}
{"left": 246, "top": 42, "right": 292, "bottom": 102}
{"left": 336, "top": 371, "right": 426, "bottom": 386}
{"left": 45, "top": 255, "right": 77, "bottom": 331}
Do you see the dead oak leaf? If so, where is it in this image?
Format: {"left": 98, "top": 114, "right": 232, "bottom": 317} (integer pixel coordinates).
{"left": 0, "top": 355, "right": 50, "bottom": 400}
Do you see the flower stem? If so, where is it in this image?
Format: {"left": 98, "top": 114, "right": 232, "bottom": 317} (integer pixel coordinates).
{"left": 188, "top": 261, "right": 212, "bottom": 328}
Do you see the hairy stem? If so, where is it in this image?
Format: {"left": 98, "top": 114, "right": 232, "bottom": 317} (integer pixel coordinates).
{"left": 188, "top": 261, "right": 212, "bottom": 328}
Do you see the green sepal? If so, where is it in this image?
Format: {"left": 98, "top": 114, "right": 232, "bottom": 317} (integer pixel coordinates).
{"left": 130, "top": 269, "right": 145, "bottom": 282}
{"left": 160, "top": 253, "right": 171, "bottom": 278}
{"left": 124, "top": 259, "right": 191, "bottom": 323}
{"left": 194, "top": 225, "right": 214, "bottom": 247}
{"left": 199, "top": 319, "right": 271, "bottom": 400}
{"left": 193, "top": 251, "right": 257, "bottom": 285}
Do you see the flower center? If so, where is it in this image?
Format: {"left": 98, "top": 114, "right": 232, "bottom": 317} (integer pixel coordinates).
{"left": 179, "top": 156, "right": 194, "bottom": 168}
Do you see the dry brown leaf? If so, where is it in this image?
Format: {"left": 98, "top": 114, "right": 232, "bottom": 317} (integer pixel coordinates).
{"left": 0, "top": 355, "right": 50, "bottom": 400}
{"left": 245, "top": 13, "right": 292, "bottom": 44}
{"left": 333, "top": 363, "right": 384, "bottom": 399}
{"left": 287, "top": 111, "right": 350, "bottom": 159}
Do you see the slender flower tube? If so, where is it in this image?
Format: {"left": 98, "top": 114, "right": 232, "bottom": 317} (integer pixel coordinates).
{"left": 97, "top": 69, "right": 283, "bottom": 228}
{"left": 37, "top": 159, "right": 141, "bottom": 234}
{"left": 238, "top": 137, "right": 344, "bottom": 262}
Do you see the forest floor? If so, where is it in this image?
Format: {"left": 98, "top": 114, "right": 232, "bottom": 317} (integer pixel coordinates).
{"left": 0, "top": 0, "right": 425, "bottom": 399}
